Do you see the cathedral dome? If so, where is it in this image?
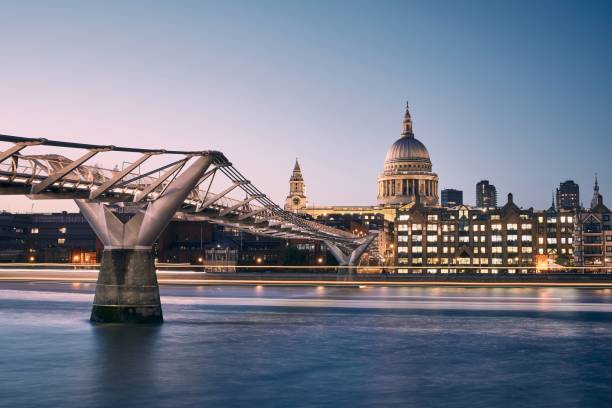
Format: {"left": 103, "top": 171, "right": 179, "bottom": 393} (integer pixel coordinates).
{"left": 377, "top": 102, "right": 438, "bottom": 207}
{"left": 384, "top": 136, "right": 430, "bottom": 164}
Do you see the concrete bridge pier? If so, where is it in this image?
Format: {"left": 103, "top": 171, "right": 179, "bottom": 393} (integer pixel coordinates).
{"left": 76, "top": 155, "right": 214, "bottom": 323}
{"left": 324, "top": 233, "right": 378, "bottom": 275}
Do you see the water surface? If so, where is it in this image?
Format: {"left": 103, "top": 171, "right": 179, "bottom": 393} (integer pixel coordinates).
{"left": 1, "top": 283, "right": 612, "bottom": 407}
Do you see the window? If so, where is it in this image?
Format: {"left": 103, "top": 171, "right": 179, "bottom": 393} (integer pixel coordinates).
{"left": 547, "top": 238, "right": 557, "bottom": 245}
{"left": 492, "top": 235, "right": 502, "bottom": 242}
{"left": 443, "top": 247, "right": 448, "bottom": 254}
{"left": 507, "top": 234, "right": 518, "bottom": 241}
{"left": 459, "top": 236, "right": 469, "bottom": 243}
{"left": 538, "top": 216, "right": 544, "bottom": 223}
{"left": 412, "top": 223, "right": 422, "bottom": 231}
{"left": 472, "top": 225, "right": 479, "bottom": 232}
{"left": 507, "top": 223, "right": 518, "bottom": 230}
{"left": 492, "top": 258, "right": 502, "bottom": 265}
{"left": 57, "top": 238, "right": 66, "bottom": 244}
{"left": 442, "top": 225, "right": 449, "bottom": 232}
{"left": 427, "top": 235, "right": 438, "bottom": 242}
{"left": 492, "top": 224, "right": 502, "bottom": 231}
{"left": 398, "top": 224, "right": 408, "bottom": 231}
{"left": 412, "top": 235, "right": 422, "bottom": 242}
{"left": 398, "top": 236, "right": 408, "bottom": 242}
{"left": 567, "top": 216, "right": 573, "bottom": 223}
{"left": 31, "top": 228, "right": 39, "bottom": 234}
{"left": 521, "top": 247, "right": 532, "bottom": 253}
{"left": 412, "top": 246, "right": 423, "bottom": 253}
{"left": 492, "top": 246, "right": 502, "bottom": 253}
{"left": 480, "top": 225, "right": 486, "bottom": 232}
{"left": 398, "top": 246, "right": 408, "bottom": 253}
{"left": 521, "top": 235, "right": 532, "bottom": 242}
{"left": 427, "top": 215, "right": 438, "bottom": 221}
{"left": 560, "top": 216, "right": 566, "bottom": 223}
{"left": 58, "top": 227, "right": 67, "bottom": 234}
{"left": 522, "top": 223, "right": 532, "bottom": 230}
{"left": 427, "top": 247, "right": 437, "bottom": 254}
{"left": 508, "top": 246, "right": 519, "bottom": 253}
{"left": 538, "top": 237, "right": 544, "bottom": 245}
{"left": 398, "top": 214, "right": 409, "bottom": 221}
{"left": 427, "top": 224, "right": 438, "bottom": 231}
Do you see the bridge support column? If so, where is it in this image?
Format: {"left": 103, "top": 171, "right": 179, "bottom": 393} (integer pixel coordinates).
{"left": 324, "top": 233, "right": 378, "bottom": 272}
{"left": 76, "top": 155, "right": 214, "bottom": 323}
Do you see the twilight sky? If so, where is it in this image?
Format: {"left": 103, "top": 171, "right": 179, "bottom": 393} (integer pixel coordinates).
{"left": 0, "top": 0, "right": 611, "bottom": 213}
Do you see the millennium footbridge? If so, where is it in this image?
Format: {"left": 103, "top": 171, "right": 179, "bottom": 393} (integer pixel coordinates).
{"left": 0, "top": 134, "right": 376, "bottom": 323}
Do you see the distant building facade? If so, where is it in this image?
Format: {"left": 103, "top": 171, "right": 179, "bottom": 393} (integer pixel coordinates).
{"left": 394, "top": 193, "right": 576, "bottom": 273}
{"left": 556, "top": 180, "right": 580, "bottom": 210}
{"left": 0, "top": 212, "right": 97, "bottom": 263}
{"left": 574, "top": 181, "right": 612, "bottom": 269}
{"left": 476, "top": 180, "right": 497, "bottom": 208}
{"left": 441, "top": 189, "right": 463, "bottom": 207}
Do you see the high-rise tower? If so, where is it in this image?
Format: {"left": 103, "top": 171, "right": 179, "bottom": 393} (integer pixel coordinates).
{"left": 284, "top": 159, "right": 307, "bottom": 211}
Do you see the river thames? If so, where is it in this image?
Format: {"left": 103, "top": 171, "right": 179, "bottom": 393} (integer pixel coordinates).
{"left": 1, "top": 283, "right": 612, "bottom": 407}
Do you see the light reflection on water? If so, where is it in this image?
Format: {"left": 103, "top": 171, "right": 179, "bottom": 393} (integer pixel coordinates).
{"left": 1, "top": 283, "right": 612, "bottom": 407}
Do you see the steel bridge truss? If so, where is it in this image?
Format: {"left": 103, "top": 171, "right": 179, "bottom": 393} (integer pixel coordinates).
{"left": 0, "top": 134, "right": 374, "bottom": 249}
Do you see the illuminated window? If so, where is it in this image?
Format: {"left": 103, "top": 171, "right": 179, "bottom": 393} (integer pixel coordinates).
{"left": 58, "top": 227, "right": 67, "bottom": 234}
{"left": 442, "top": 225, "right": 449, "bottom": 232}
{"left": 459, "top": 236, "right": 469, "bottom": 243}
{"left": 412, "top": 235, "right": 422, "bottom": 242}
{"left": 398, "top": 236, "right": 408, "bottom": 242}
{"left": 57, "top": 238, "right": 65, "bottom": 244}
{"left": 507, "top": 223, "right": 518, "bottom": 230}
{"left": 492, "top": 224, "right": 502, "bottom": 231}
{"left": 427, "top": 224, "right": 438, "bottom": 231}
{"left": 567, "top": 216, "right": 573, "bottom": 223}
{"left": 399, "top": 214, "right": 409, "bottom": 221}
{"left": 538, "top": 237, "right": 544, "bottom": 245}
{"left": 427, "top": 215, "right": 438, "bottom": 221}
{"left": 521, "top": 223, "right": 532, "bottom": 230}
{"left": 398, "top": 246, "right": 408, "bottom": 253}
{"left": 492, "top": 235, "right": 502, "bottom": 242}
{"left": 398, "top": 224, "right": 408, "bottom": 231}
{"left": 521, "top": 247, "right": 532, "bottom": 253}
{"left": 31, "top": 228, "right": 39, "bottom": 234}
{"left": 480, "top": 225, "right": 485, "bottom": 232}
{"left": 427, "top": 246, "right": 437, "bottom": 254}
{"left": 412, "top": 246, "right": 422, "bottom": 253}
{"left": 443, "top": 247, "right": 448, "bottom": 254}
{"left": 538, "top": 248, "right": 544, "bottom": 254}
{"left": 472, "top": 225, "right": 479, "bottom": 232}
{"left": 412, "top": 223, "right": 422, "bottom": 231}
{"left": 427, "top": 235, "right": 438, "bottom": 242}
{"left": 538, "top": 216, "right": 544, "bottom": 223}
{"left": 492, "top": 246, "right": 502, "bottom": 253}
{"left": 560, "top": 216, "right": 566, "bottom": 223}
{"left": 522, "top": 235, "right": 532, "bottom": 242}
{"left": 547, "top": 238, "right": 557, "bottom": 245}
{"left": 492, "top": 258, "right": 502, "bottom": 265}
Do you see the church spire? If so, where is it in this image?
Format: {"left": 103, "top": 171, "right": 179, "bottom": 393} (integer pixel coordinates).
{"left": 401, "top": 101, "right": 414, "bottom": 138}
{"left": 591, "top": 173, "right": 600, "bottom": 209}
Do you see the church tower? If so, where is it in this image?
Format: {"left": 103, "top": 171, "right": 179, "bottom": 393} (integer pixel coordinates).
{"left": 284, "top": 159, "right": 307, "bottom": 211}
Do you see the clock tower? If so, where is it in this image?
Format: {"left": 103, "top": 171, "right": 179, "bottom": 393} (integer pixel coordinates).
{"left": 284, "top": 159, "right": 307, "bottom": 211}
